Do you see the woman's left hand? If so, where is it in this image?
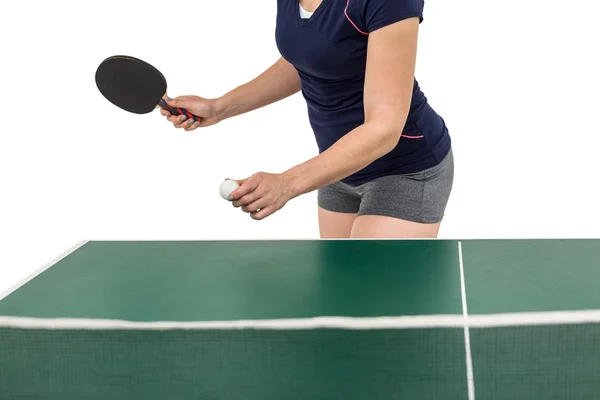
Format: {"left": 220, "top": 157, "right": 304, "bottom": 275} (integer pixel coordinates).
{"left": 229, "top": 172, "right": 296, "bottom": 220}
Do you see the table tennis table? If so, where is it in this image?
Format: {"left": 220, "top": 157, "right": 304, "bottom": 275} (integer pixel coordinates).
{"left": 1, "top": 239, "right": 599, "bottom": 399}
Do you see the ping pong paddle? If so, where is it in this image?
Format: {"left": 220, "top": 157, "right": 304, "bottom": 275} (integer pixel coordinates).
{"left": 95, "top": 55, "right": 201, "bottom": 122}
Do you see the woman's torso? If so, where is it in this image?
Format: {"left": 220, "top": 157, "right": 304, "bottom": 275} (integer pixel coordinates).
{"left": 275, "top": 0, "right": 451, "bottom": 185}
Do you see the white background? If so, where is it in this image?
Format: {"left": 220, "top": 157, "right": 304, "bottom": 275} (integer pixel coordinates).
{"left": 1, "top": 0, "right": 599, "bottom": 294}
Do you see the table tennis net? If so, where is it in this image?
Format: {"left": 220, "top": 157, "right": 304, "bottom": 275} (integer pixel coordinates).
{"left": 2, "top": 312, "right": 600, "bottom": 399}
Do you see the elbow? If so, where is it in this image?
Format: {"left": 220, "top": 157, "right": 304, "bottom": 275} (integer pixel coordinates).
{"left": 370, "top": 118, "right": 407, "bottom": 154}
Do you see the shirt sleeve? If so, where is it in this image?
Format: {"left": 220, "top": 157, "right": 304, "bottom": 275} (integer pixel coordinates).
{"left": 361, "top": 0, "right": 424, "bottom": 33}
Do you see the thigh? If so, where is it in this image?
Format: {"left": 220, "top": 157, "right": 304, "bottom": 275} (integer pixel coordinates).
{"left": 317, "top": 181, "right": 361, "bottom": 238}
{"left": 318, "top": 207, "right": 357, "bottom": 238}
{"left": 351, "top": 215, "right": 440, "bottom": 238}
{"left": 352, "top": 149, "right": 454, "bottom": 238}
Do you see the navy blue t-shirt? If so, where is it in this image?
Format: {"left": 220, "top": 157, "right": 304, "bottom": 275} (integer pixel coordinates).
{"left": 275, "top": 0, "right": 451, "bottom": 185}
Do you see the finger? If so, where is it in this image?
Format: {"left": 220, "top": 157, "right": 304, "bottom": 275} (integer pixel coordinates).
{"left": 250, "top": 206, "right": 273, "bottom": 220}
{"left": 184, "top": 118, "right": 200, "bottom": 131}
{"left": 170, "top": 114, "right": 189, "bottom": 126}
{"left": 173, "top": 117, "right": 199, "bottom": 130}
{"left": 160, "top": 109, "right": 171, "bottom": 117}
{"left": 241, "top": 197, "right": 269, "bottom": 213}
{"left": 164, "top": 97, "right": 189, "bottom": 109}
{"left": 232, "top": 190, "right": 261, "bottom": 208}
{"left": 165, "top": 97, "right": 202, "bottom": 122}
{"left": 230, "top": 176, "right": 260, "bottom": 200}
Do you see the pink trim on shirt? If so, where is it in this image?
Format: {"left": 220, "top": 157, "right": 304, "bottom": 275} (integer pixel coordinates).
{"left": 401, "top": 134, "right": 424, "bottom": 139}
{"left": 344, "top": 0, "right": 369, "bottom": 35}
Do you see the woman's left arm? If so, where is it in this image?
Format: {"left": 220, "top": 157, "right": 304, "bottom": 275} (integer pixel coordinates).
{"left": 230, "top": 17, "right": 420, "bottom": 219}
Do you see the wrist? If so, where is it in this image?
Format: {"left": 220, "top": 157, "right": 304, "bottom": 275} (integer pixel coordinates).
{"left": 281, "top": 170, "right": 305, "bottom": 199}
{"left": 213, "top": 96, "right": 229, "bottom": 121}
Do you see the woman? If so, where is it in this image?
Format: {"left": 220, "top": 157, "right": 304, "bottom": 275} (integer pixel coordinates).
{"left": 161, "top": 0, "right": 453, "bottom": 238}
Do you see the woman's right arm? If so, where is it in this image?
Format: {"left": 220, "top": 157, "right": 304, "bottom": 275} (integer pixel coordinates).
{"left": 163, "top": 57, "right": 301, "bottom": 130}
{"left": 216, "top": 57, "right": 301, "bottom": 121}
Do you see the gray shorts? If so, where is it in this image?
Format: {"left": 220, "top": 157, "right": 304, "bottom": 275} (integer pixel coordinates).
{"left": 317, "top": 149, "right": 454, "bottom": 223}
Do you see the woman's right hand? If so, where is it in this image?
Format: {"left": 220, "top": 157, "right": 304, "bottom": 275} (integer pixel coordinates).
{"left": 160, "top": 95, "right": 223, "bottom": 131}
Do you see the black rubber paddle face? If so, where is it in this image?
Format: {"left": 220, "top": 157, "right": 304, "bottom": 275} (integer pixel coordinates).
{"left": 95, "top": 56, "right": 167, "bottom": 114}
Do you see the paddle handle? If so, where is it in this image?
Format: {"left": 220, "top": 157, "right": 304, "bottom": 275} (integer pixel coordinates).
{"left": 158, "top": 98, "right": 201, "bottom": 122}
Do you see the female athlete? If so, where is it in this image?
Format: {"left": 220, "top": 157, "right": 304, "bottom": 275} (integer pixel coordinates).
{"left": 161, "top": 0, "right": 453, "bottom": 238}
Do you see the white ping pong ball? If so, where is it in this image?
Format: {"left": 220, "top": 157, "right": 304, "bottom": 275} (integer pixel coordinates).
{"left": 219, "top": 179, "right": 239, "bottom": 201}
